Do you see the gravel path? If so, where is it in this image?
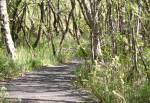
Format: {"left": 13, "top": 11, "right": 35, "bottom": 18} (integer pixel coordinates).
{"left": 0, "top": 63, "right": 98, "bottom": 103}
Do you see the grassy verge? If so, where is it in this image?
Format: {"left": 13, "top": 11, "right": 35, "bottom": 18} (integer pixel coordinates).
{"left": 74, "top": 59, "right": 150, "bottom": 103}
{"left": 0, "top": 46, "right": 58, "bottom": 80}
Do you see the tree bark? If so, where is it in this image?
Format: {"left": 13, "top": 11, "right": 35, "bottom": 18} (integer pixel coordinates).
{"left": 77, "top": 0, "right": 103, "bottom": 62}
{"left": 0, "top": 0, "right": 16, "bottom": 60}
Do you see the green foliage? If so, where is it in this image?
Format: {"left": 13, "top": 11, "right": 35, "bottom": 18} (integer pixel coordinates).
{"left": 144, "top": 48, "right": 150, "bottom": 68}
{"left": 0, "top": 86, "right": 9, "bottom": 103}
{"left": 16, "top": 46, "right": 58, "bottom": 68}
{"left": 57, "top": 49, "right": 75, "bottom": 63}
{"left": 0, "top": 55, "right": 19, "bottom": 79}
{"left": 136, "top": 83, "right": 150, "bottom": 103}
{"left": 56, "top": 37, "right": 77, "bottom": 63}
{"left": 0, "top": 46, "right": 58, "bottom": 80}
{"left": 76, "top": 46, "right": 89, "bottom": 59}
{"left": 74, "top": 61, "right": 93, "bottom": 87}
{"left": 28, "top": 58, "right": 42, "bottom": 70}
{"left": 0, "top": 0, "right": 149, "bottom": 102}
{"left": 74, "top": 56, "right": 150, "bottom": 103}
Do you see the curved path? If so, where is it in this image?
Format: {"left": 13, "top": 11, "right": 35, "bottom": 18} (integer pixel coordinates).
{"left": 0, "top": 63, "right": 98, "bottom": 103}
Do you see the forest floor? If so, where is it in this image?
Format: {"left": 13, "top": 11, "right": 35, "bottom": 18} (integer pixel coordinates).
{"left": 0, "top": 62, "right": 98, "bottom": 103}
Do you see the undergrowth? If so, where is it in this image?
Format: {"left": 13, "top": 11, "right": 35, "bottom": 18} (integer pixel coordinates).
{"left": 74, "top": 57, "right": 150, "bottom": 103}
{"left": 0, "top": 86, "right": 9, "bottom": 103}
{"left": 0, "top": 46, "right": 58, "bottom": 80}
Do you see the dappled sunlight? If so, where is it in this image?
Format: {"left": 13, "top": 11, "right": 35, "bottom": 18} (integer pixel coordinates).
{"left": 0, "top": 63, "right": 97, "bottom": 103}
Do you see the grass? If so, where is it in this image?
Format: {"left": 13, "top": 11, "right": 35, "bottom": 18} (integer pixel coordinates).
{"left": 0, "top": 49, "right": 20, "bottom": 80}
{"left": 74, "top": 57, "right": 150, "bottom": 103}
{"left": 0, "top": 36, "right": 78, "bottom": 80}
{"left": 0, "top": 45, "right": 59, "bottom": 80}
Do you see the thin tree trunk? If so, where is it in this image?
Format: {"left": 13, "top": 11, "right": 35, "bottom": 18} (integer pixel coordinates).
{"left": 0, "top": 0, "right": 16, "bottom": 60}
{"left": 33, "top": 1, "right": 44, "bottom": 48}
{"left": 11, "top": 0, "right": 22, "bottom": 44}
{"left": 48, "top": 0, "right": 56, "bottom": 56}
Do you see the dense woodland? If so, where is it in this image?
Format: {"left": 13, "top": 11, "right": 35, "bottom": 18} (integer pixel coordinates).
{"left": 0, "top": 0, "right": 150, "bottom": 103}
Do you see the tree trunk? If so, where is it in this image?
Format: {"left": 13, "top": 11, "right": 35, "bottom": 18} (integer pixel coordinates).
{"left": 0, "top": 0, "right": 16, "bottom": 60}
{"left": 33, "top": 1, "right": 44, "bottom": 48}
{"left": 77, "top": 0, "right": 103, "bottom": 62}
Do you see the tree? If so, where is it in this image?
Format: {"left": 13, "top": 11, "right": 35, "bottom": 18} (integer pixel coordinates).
{"left": 77, "top": 0, "right": 103, "bottom": 62}
{"left": 0, "top": 0, "right": 16, "bottom": 60}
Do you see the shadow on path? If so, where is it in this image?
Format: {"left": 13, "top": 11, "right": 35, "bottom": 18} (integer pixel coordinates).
{"left": 0, "top": 63, "right": 98, "bottom": 103}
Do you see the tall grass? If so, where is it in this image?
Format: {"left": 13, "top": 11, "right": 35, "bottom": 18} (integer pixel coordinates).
{"left": 0, "top": 48, "right": 20, "bottom": 80}
{"left": 0, "top": 36, "right": 78, "bottom": 80}
{"left": 74, "top": 57, "right": 150, "bottom": 103}
{"left": 0, "top": 46, "right": 58, "bottom": 80}
{"left": 16, "top": 46, "right": 58, "bottom": 68}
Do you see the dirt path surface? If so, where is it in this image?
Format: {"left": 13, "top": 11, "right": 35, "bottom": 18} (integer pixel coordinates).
{"left": 0, "top": 63, "right": 98, "bottom": 103}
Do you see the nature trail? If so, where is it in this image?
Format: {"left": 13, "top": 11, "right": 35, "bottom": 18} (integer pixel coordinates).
{"left": 0, "top": 62, "right": 97, "bottom": 103}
